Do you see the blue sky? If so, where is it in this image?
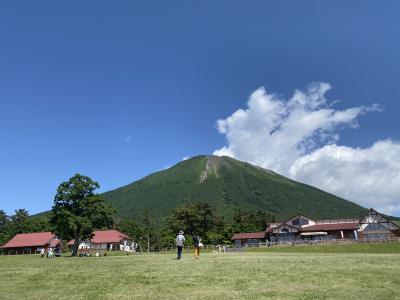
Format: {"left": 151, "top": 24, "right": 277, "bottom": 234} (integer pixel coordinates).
{"left": 1, "top": 1, "right": 399, "bottom": 216}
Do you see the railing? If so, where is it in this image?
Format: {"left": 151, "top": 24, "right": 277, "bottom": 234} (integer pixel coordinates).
{"left": 236, "top": 236, "right": 400, "bottom": 248}
{"left": 126, "top": 236, "right": 400, "bottom": 253}
{"left": 2, "top": 237, "right": 399, "bottom": 256}
{"left": 315, "top": 219, "right": 359, "bottom": 224}
{"left": 145, "top": 244, "right": 234, "bottom": 253}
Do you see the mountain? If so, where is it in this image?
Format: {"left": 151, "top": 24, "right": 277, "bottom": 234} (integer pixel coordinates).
{"left": 103, "top": 155, "right": 368, "bottom": 222}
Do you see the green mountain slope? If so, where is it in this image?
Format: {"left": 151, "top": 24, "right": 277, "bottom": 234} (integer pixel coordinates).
{"left": 103, "top": 155, "right": 367, "bottom": 222}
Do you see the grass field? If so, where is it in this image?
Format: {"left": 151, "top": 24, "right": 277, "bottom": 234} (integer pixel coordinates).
{"left": 246, "top": 241, "right": 400, "bottom": 253}
{"left": 1, "top": 243, "right": 400, "bottom": 300}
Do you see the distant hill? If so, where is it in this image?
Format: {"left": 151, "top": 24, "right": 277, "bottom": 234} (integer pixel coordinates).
{"left": 103, "top": 155, "right": 368, "bottom": 222}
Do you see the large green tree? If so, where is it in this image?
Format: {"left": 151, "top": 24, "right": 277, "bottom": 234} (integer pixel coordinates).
{"left": 0, "top": 210, "right": 11, "bottom": 245}
{"left": 0, "top": 210, "right": 8, "bottom": 229}
{"left": 167, "top": 202, "right": 199, "bottom": 236}
{"left": 231, "top": 209, "right": 275, "bottom": 233}
{"left": 116, "top": 219, "right": 142, "bottom": 241}
{"left": 50, "top": 174, "right": 116, "bottom": 256}
{"left": 166, "top": 202, "right": 219, "bottom": 243}
{"left": 142, "top": 209, "right": 155, "bottom": 253}
{"left": 196, "top": 202, "right": 217, "bottom": 237}
{"left": 11, "top": 209, "right": 30, "bottom": 234}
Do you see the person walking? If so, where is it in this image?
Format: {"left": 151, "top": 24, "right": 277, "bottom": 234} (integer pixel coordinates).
{"left": 176, "top": 230, "right": 185, "bottom": 260}
{"left": 192, "top": 233, "right": 201, "bottom": 259}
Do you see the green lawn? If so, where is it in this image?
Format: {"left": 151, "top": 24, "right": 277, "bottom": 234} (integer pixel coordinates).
{"left": 246, "top": 241, "right": 400, "bottom": 254}
{"left": 1, "top": 244, "right": 400, "bottom": 300}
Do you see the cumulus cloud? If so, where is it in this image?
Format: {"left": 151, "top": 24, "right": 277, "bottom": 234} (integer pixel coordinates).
{"left": 214, "top": 82, "right": 400, "bottom": 216}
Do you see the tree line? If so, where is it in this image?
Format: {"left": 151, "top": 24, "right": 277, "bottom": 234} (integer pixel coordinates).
{"left": 0, "top": 174, "right": 275, "bottom": 254}
{"left": 0, "top": 209, "right": 52, "bottom": 246}
{"left": 119, "top": 202, "right": 276, "bottom": 251}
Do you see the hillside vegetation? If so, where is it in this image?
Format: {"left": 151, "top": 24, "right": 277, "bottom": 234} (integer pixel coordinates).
{"left": 103, "top": 155, "right": 367, "bottom": 222}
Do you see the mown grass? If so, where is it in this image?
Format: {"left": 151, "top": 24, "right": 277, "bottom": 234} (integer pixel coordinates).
{"left": 1, "top": 245, "right": 400, "bottom": 300}
{"left": 246, "top": 241, "right": 400, "bottom": 254}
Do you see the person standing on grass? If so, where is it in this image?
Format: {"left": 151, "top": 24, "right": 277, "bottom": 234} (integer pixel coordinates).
{"left": 47, "top": 248, "right": 53, "bottom": 258}
{"left": 192, "top": 233, "right": 201, "bottom": 259}
{"left": 176, "top": 230, "right": 185, "bottom": 260}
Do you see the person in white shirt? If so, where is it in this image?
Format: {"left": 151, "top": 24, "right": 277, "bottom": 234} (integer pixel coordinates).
{"left": 47, "top": 248, "right": 53, "bottom": 258}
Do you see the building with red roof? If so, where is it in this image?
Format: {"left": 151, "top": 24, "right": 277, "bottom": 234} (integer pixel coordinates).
{"left": 67, "top": 230, "right": 133, "bottom": 252}
{"left": 0, "top": 232, "right": 61, "bottom": 255}
{"left": 231, "top": 232, "right": 267, "bottom": 248}
{"left": 231, "top": 208, "right": 400, "bottom": 247}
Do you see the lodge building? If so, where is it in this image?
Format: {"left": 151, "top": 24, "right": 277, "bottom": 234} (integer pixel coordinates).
{"left": 232, "top": 208, "right": 400, "bottom": 247}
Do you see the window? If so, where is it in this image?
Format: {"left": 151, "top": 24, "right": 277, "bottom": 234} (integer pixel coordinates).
{"left": 364, "top": 223, "right": 388, "bottom": 232}
{"left": 292, "top": 217, "right": 309, "bottom": 226}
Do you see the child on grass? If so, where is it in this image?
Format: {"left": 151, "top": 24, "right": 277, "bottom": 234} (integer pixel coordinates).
{"left": 192, "top": 234, "right": 202, "bottom": 259}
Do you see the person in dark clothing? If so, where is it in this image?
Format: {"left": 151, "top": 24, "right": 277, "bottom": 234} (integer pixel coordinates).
{"left": 192, "top": 234, "right": 201, "bottom": 259}
{"left": 55, "top": 247, "right": 61, "bottom": 257}
{"left": 176, "top": 230, "right": 185, "bottom": 260}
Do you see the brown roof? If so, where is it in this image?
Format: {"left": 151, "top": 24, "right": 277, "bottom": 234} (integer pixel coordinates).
{"left": 1, "top": 232, "right": 55, "bottom": 248}
{"left": 301, "top": 223, "right": 358, "bottom": 232}
{"left": 231, "top": 231, "right": 265, "bottom": 240}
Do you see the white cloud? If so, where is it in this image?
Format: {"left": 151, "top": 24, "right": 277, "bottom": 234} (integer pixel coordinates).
{"left": 182, "top": 156, "right": 190, "bottom": 161}
{"left": 214, "top": 82, "right": 400, "bottom": 216}
{"left": 290, "top": 140, "right": 400, "bottom": 216}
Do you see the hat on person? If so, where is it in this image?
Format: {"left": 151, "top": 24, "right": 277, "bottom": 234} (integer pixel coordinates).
{"left": 179, "top": 230, "right": 184, "bottom": 235}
